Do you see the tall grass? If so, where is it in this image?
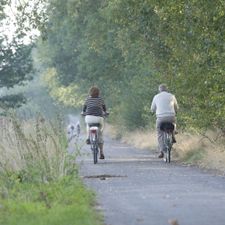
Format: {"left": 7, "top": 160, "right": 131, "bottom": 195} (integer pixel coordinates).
{"left": 0, "top": 114, "right": 78, "bottom": 185}
{"left": 0, "top": 114, "right": 103, "bottom": 225}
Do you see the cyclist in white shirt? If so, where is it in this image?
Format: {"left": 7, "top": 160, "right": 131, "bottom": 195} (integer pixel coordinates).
{"left": 151, "top": 84, "right": 179, "bottom": 158}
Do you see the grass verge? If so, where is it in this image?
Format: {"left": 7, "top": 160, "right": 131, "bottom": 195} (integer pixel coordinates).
{"left": 0, "top": 114, "right": 103, "bottom": 225}
{"left": 181, "top": 148, "right": 205, "bottom": 164}
{"left": 0, "top": 176, "right": 102, "bottom": 225}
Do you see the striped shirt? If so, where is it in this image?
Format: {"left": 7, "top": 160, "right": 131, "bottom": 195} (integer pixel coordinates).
{"left": 83, "top": 96, "right": 106, "bottom": 117}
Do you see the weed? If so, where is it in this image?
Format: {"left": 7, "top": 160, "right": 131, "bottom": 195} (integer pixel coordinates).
{"left": 182, "top": 148, "right": 205, "bottom": 164}
{"left": 0, "top": 113, "right": 79, "bottom": 186}
{"left": 0, "top": 176, "right": 103, "bottom": 225}
{"left": 0, "top": 114, "right": 102, "bottom": 225}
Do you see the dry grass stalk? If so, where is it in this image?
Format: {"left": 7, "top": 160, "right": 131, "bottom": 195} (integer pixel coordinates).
{"left": 0, "top": 115, "right": 78, "bottom": 184}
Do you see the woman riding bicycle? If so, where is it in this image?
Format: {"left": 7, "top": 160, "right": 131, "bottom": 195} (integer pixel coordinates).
{"left": 82, "top": 86, "right": 107, "bottom": 159}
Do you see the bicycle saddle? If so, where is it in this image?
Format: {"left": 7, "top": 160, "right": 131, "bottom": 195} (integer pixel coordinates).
{"left": 88, "top": 123, "right": 100, "bottom": 127}
{"left": 160, "top": 122, "right": 174, "bottom": 132}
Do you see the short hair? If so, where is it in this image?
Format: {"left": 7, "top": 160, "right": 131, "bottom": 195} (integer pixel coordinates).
{"left": 158, "top": 84, "right": 168, "bottom": 92}
{"left": 89, "top": 86, "right": 100, "bottom": 97}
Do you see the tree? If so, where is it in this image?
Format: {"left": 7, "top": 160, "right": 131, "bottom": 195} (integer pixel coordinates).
{"left": 0, "top": 41, "right": 33, "bottom": 88}
{"left": 0, "top": 1, "right": 39, "bottom": 108}
{"left": 36, "top": 0, "right": 225, "bottom": 133}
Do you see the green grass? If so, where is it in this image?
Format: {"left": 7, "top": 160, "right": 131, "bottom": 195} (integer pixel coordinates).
{"left": 0, "top": 176, "right": 103, "bottom": 225}
{"left": 0, "top": 115, "right": 103, "bottom": 225}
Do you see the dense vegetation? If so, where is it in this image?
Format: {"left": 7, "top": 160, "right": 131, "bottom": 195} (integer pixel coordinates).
{"left": 0, "top": 1, "right": 224, "bottom": 223}
{"left": 0, "top": 3, "right": 103, "bottom": 225}
{"left": 1, "top": 0, "right": 224, "bottom": 133}
{"left": 35, "top": 0, "right": 225, "bottom": 135}
{"left": 0, "top": 115, "right": 102, "bottom": 225}
{"left": 0, "top": 0, "right": 38, "bottom": 109}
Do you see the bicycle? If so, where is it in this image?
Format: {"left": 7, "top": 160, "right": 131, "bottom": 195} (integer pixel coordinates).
{"left": 88, "top": 123, "right": 100, "bottom": 164}
{"left": 160, "top": 122, "right": 175, "bottom": 163}
{"left": 81, "top": 112, "right": 109, "bottom": 164}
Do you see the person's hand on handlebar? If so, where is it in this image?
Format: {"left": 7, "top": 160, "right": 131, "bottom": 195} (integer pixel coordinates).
{"left": 151, "top": 110, "right": 156, "bottom": 118}
{"left": 104, "top": 111, "right": 109, "bottom": 117}
{"left": 81, "top": 111, "right": 86, "bottom": 116}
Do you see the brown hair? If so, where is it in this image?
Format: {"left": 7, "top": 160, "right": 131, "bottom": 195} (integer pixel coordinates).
{"left": 89, "top": 86, "right": 100, "bottom": 97}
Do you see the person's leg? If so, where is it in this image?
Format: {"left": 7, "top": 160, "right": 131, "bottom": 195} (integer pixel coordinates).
{"left": 98, "top": 117, "right": 104, "bottom": 159}
{"left": 85, "top": 116, "right": 93, "bottom": 144}
{"left": 156, "top": 118, "right": 164, "bottom": 158}
{"left": 167, "top": 117, "right": 176, "bottom": 143}
{"left": 172, "top": 132, "right": 176, "bottom": 143}
{"left": 99, "top": 143, "right": 104, "bottom": 159}
{"left": 85, "top": 124, "right": 90, "bottom": 144}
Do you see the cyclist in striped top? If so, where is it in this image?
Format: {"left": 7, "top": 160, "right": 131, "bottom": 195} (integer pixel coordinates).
{"left": 82, "top": 86, "right": 107, "bottom": 159}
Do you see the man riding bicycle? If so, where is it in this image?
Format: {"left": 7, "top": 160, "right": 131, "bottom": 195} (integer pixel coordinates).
{"left": 151, "top": 84, "right": 179, "bottom": 158}
{"left": 82, "top": 86, "right": 107, "bottom": 159}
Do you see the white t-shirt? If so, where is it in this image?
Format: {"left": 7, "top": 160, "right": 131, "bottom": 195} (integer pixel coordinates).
{"left": 151, "top": 91, "right": 178, "bottom": 118}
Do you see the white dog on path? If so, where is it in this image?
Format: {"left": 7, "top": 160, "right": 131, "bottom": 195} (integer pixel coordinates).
{"left": 67, "top": 121, "right": 80, "bottom": 142}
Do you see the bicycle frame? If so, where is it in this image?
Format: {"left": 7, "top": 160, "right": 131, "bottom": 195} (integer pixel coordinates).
{"left": 163, "top": 131, "right": 173, "bottom": 163}
{"left": 160, "top": 122, "right": 174, "bottom": 163}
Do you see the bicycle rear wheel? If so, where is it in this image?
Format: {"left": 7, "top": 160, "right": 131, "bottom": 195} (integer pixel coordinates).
{"left": 90, "top": 130, "right": 99, "bottom": 164}
{"left": 93, "top": 142, "right": 98, "bottom": 164}
{"left": 164, "top": 133, "right": 172, "bottom": 163}
{"left": 166, "top": 147, "right": 171, "bottom": 163}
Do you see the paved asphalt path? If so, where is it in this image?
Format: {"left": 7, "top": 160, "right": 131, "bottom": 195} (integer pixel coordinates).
{"left": 71, "top": 133, "right": 225, "bottom": 225}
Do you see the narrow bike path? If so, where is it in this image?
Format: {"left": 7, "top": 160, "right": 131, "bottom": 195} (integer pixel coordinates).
{"left": 76, "top": 136, "right": 225, "bottom": 225}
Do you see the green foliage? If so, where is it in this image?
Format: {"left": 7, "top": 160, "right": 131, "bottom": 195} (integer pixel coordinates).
{"left": 36, "top": 0, "right": 225, "bottom": 134}
{"left": 0, "top": 42, "right": 33, "bottom": 88}
{"left": 41, "top": 68, "right": 86, "bottom": 108}
{"left": 0, "top": 6, "right": 34, "bottom": 97}
{"left": 155, "top": 0, "right": 225, "bottom": 132}
{"left": 0, "top": 176, "right": 102, "bottom": 225}
{"left": 0, "top": 75, "right": 64, "bottom": 120}
{"left": 0, "top": 0, "right": 52, "bottom": 111}
{"left": 0, "top": 94, "right": 26, "bottom": 109}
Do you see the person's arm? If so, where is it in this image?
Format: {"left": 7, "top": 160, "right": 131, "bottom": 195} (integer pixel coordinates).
{"left": 103, "top": 104, "right": 106, "bottom": 112}
{"left": 173, "top": 96, "right": 178, "bottom": 113}
{"left": 151, "top": 97, "right": 156, "bottom": 113}
{"left": 82, "top": 98, "right": 88, "bottom": 112}
{"left": 101, "top": 97, "right": 107, "bottom": 112}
